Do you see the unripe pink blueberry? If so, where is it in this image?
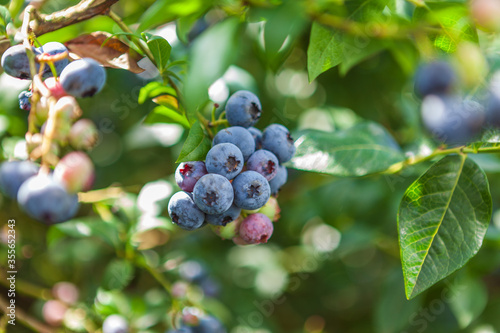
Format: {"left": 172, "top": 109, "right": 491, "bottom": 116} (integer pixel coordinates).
{"left": 54, "top": 152, "right": 95, "bottom": 193}
{"left": 44, "top": 77, "right": 67, "bottom": 99}
{"left": 239, "top": 213, "right": 273, "bottom": 244}
{"left": 69, "top": 119, "right": 99, "bottom": 150}
{"left": 54, "top": 96, "right": 81, "bottom": 119}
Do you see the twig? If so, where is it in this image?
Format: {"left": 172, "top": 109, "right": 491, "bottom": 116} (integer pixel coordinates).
{"left": 0, "top": 295, "right": 55, "bottom": 333}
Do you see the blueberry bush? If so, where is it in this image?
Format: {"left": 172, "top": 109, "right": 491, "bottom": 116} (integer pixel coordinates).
{"left": 2, "top": 0, "right": 500, "bottom": 332}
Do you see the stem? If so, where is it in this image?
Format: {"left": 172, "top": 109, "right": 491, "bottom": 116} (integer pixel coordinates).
{"left": 134, "top": 257, "right": 173, "bottom": 298}
{"left": 0, "top": 271, "right": 52, "bottom": 300}
{"left": 197, "top": 112, "right": 214, "bottom": 139}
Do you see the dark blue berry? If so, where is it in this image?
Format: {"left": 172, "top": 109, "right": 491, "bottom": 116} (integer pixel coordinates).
{"left": 38, "top": 42, "right": 69, "bottom": 77}
{"left": 1, "top": 45, "right": 39, "bottom": 79}
{"left": 205, "top": 204, "right": 241, "bottom": 226}
{"left": 261, "top": 124, "right": 296, "bottom": 163}
{"left": 414, "top": 61, "right": 456, "bottom": 98}
{"left": 213, "top": 126, "right": 255, "bottom": 161}
{"left": 60, "top": 58, "right": 106, "bottom": 98}
{"left": 269, "top": 165, "right": 288, "bottom": 196}
{"left": 232, "top": 171, "right": 270, "bottom": 210}
{"left": 205, "top": 143, "right": 244, "bottom": 180}
{"left": 18, "top": 90, "right": 32, "bottom": 111}
{"left": 225, "top": 90, "right": 262, "bottom": 128}
{"left": 193, "top": 316, "right": 226, "bottom": 333}
{"left": 248, "top": 127, "right": 262, "bottom": 149}
{"left": 193, "top": 174, "right": 234, "bottom": 214}
{"left": 0, "top": 160, "right": 39, "bottom": 199}
{"left": 168, "top": 191, "right": 206, "bottom": 230}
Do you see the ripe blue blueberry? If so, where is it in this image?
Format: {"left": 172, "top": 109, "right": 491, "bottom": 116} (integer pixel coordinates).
{"left": 246, "top": 149, "right": 279, "bottom": 181}
{"left": 232, "top": 171, "right": 270, "bottom": 210}
{"left": 213, "top": 126, "right": 255, "bottom": 161}
{"left": 17, "top": 174, "right": 79, "bottom": 224}
{"left": 168, "top": 191, "right": 205, "bottom": 230}
{"left": 193, "top": 174, "right": 234, "bottom": 214}
{"left": 205, "top": 143, "right": 244, "bottom": 180}
{"left": 421, "top": 95, "right": 485, "bottom": 145}
{"left": 248, "top": 127, "right": 262, "bottom": 149}
{"left": 102, "top": 314, "right": 129, "bottom": 333}
{"left": 18, "top": 90, "right": 32, "bottom": 111}
{"left": 1, "top": 45, "right": 39, "bottom": 79}
{"left": 269, "top": 165, "right": 288, "bottom": 196}
{"left": 261, "top": 124, "right": 296, "bottom": 163}
{"left": 205, "top": 204, "right": 241, "bottom": 226}
{"left": 0, "top": 160, "right": 39, "bottom": 199}
{"left": 38, "top": 42, "right": 69, "bottom": 77}
{"left": 486, "top": 71, "right": 500, "bottom": 127}
{"left": 175, "top": 161, "right": 208, "bottom": 192}
{"left": 225, "top": 90, "right": 262, "bottom": 128}
{"left": 60, "top": 58, "right": 106, "bottom": 98}
{"left": 414, "top": 61, "right": 456, "bottom": 98}
{"left": 193, "top": 316, "right": 226, "bottom": 333}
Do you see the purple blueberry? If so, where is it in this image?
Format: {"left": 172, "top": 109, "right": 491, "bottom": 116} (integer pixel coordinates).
{"left": 205, "top": 204, "right": 241, "bottom": 226}
{"left": 175, "top": 161, "right": 208, "bottom": 192}
{"left": 261, "top": 124, "right": 296, "bottom": 163}
{"left": 60, "top": 58, "right": 106, "bottom": 98}
{"left": 0, "top": 160, "right": 39, "bottom": 199}
{"left": 1, "top": 45, "right": 40, "bottom": 79}
{"left": 246, "top": 149, "right": 279, "bottom": 181}
{"left": 232, "top": 171, "right": 270, "bottom": 210}
{"left": 269, "top": 165, "right": 288, "bottom": 196}
{"left": 193, "top": 174, "right": 234, "bottom": 214}
{"left": 102, "top": 314, "right": 128, "bottom": 333}
{"left": 239, "top": 213, "right": 274, "bottom": 244}
{"left": 213, "top": 126, "right": 255, "bottom": 161}
{"left": 205, "top": 143, "right": 244, "bottom": 180}
{"left": 17, "top": 174, "right": 79, "bottom": 224}
{"left": 414, "top": 61, "right": 456, "bottom": 98}
{"left": 168, "top": 191, "right": 205, "bottom": 230}
{"left": 225, "top": 90, "right": 262, "bottom": 128}
{"left": 18, "top": 90, "right": 32, "bottom": 111}
{"left": 248, "top": 127, "right": 262, "bottom": 149}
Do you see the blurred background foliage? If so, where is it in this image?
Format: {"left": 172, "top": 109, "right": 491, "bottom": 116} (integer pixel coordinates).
{"left": 2, "top": 0, "right": 500, "bottom": 332}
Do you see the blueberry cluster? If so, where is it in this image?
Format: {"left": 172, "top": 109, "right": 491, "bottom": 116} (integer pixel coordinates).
{"left": 168, "top": 308, "right": 226, "bottom": 333}
{"left": 168, "top": 91, "right": 294, "bottom": 245}
{"left": 415, "top": 60, "right": 500, "bottom": 145}
{"left": 0, "top": 42, "right": 103, "bottom": 224}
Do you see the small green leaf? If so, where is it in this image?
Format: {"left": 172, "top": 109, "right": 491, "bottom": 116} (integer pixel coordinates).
{"left": 447, "top": 274, "right": 488, "bottom": 329}
{"left": 102, "top": 259, "right": 135, "bottom": 291}
{"left": 145, "top": 106, "right": 190, "bottom": 129}
{"left": 290, "top": 122, "right": 404, "bottom": 176}
{"left": 53, "top": 217, "right": 121, "bottom": 248}
{"left": 138, "top": 82, "right": 177, "bottom": 104}
{"left": 0, "top": 6, "right": 11, "bottom": 27}
{"left": 142, "top": 33, "right": 171, "bottom": 73}
{"left": 398, "top": 155, "right": 492, "bottom": 299}
{"left": 307, "top": 22, "right": 343, "bottom": 81}
{"left": 176, "top": 120, "right": 211, "bottom": 162}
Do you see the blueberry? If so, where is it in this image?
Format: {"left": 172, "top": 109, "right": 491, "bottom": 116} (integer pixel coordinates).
{"left": 486, "top": 71, "right": 500, "bottom": 127}
{"left": 213, "top": 126, "right": 255, "bottom": 161}
{"left": 167, "top": 328, "right": 193, "bottom": 333}
{"left": 193, "top": 174, "right": 234, "bottom": 214}
{"left": 261, "top": 124, "right": 296, "bottom": 163}
{"left": 102, "top": 314, "right": 128, "bottom": 333}
{"left": 69, "top": 119, "right": 99, "bottom": 151}
{"left": 179, "top": 260, "right": 208, "bottom": 283}
{"left": 421, "top": 95, "right": 485, "bottom": 145}
{"left": 38, "top": 42, "right": 69, "bottom": 77}
{"left": 168, "top": 191, "right": 206, "bottom": 230}
{"left": 18, "top": 90, "right": 32, "bottom": 111}
{"left": 54, "top": 152, "right": 95, "bottom": 193}
{"left": 205, "top": 143, "right": 244, "bottom": 180}
{"left": 1, "top": 45, "right": 39, "bottom": 79}
{"left": 239, "top": 213, "right": 274, "bottom": 244}
{"left": 269, "top": 165, "right": 288, "bottom": 196}
{"left": 17, "top": 174, "right": 79, "bottom": 224}
{"left": 225, "top": 90, "right": 262, "bottom": 128}
{"left": 199, "top": 277, "right": 220, "bottom": 298}
{"left": 232, "top": 171, "right": 270, "bottom": 210}
{"left": 0, "top": 160, "right": 39, "bottom": 199}
{"left": 246, "top": 149, "right": 279, "bottom": 181}
{"left": 205, "top": 204, "right": 241, "bottom": 226}
{"left": 60, "top": 58, "right": 106, "bottom": 98}
{"left": 192, "top": 316, "right": 226, "bottom": 333}
{"left": 414, "top": 61, "right": 456, "bottom": 98}
{"left": 247, "top": 127, "right": 262, "bottom": 149}
{"left": 175, "top": 161, "right": 208, "bottom": 192}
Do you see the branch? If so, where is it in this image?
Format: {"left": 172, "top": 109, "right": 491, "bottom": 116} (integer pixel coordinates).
{"left": 29, "top": 0, "right": 119, "bottom": 36}
{"left": 0, "top": 296, "right": 56, "bottom": 333}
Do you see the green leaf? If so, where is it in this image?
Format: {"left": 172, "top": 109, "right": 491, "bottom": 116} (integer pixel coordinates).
{"left": 398, "top": 155, "right": 492, "bottom": 299}
{"left": 102, "top": 259, "right": 135, "bottom": 291}
{"left": 338, "top": 38, "right": 386, "bottom": 76}
{"left": 53, "top": 217, "right": 121, "bottom": 248}
{"left": 184, "top": 18, "right": 240, "bottom": 121}
{"left": 138, "top": 82, "right": 177, "bottom": 104}
{"left": 176, "top": 120, "right": 211, "bottom": 162}
{"left": 447, "top": 274, "right": 488, "bottom": 329}
{"left": 290, "top": 122, "right": 404, "bottom": 176}
{"left": 142, "top": 33, "right": 171, "bottom": 73}
{"left": 0, "top": 6, "right": 11, "bottom": 27}
{"left": 307, "top": 22, "right": 343, "bottom": 81}
{"left": 144, "top": 106, "right": 190, "bottom": 129}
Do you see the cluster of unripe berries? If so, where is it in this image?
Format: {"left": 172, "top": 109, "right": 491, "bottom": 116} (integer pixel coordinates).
{"left": 168, "top": 91, "right": 294, "bottom": 245}
{"left": 0, "top": 41, "right": 104, "bottom": 223}
{"left": 415, "top": 60, "right": 500, "bottom": 145}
